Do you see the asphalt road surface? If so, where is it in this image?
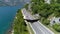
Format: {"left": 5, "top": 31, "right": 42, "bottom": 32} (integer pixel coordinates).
{"left": 21, "top": 8, "right": 54, "bottom": 34}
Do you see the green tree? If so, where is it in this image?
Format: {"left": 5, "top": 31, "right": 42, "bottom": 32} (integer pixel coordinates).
{"left": 42, "top": 19, "right": 50, "bottom": 25}
{"left": 24, "top": 4, "right": 29, "bottom": 10}
{"left": 53, "top": 24, "right": 60, "bottom": 32}
{"left": 14, "top": 9, "right": 29, "bottom": 34}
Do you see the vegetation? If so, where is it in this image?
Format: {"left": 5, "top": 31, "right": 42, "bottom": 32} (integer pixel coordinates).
{"left": 30, "top": 0, "right": 60, "bottom": 33}
{"left": 42, "top": 18, "right": 50, "bottom": 25}
{"left": 24, "top": 4, "right": 29, "bottom": 10}
{"left": 31, "top": 0, "right": 60, "bottom": 24}
{"left": 53, "top": 24, "right": 60, "bottom": 32}
{"left": 13, "top": 9, "right": 29, "bottom": 34}
{"left": 31, "top": 0, "right": 60, "bottom": 17}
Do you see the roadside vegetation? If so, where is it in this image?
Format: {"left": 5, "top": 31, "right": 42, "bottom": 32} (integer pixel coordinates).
{"left": 53, "top": 24, "right": 60, "bottom": 32}
{"left": 13, "top": 9, "right": 29, "bottom": 34}
{"left": 24, "top": 4, "right": 29, "bottom": 10}
{"left": 27, "top": 0, "right": 60, "bottom": 34}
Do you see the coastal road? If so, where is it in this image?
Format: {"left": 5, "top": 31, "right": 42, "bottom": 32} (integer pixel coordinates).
{"left": 21, "top": 8, "right": 54, "bottom": 34}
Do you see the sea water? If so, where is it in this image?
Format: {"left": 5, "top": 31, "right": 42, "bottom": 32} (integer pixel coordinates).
{"left": 0, "top": 3, "right": 24, "bottom": 34}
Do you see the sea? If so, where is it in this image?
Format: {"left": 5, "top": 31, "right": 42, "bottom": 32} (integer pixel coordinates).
{"left": 0, "top": 2, "right": 27, "bottom": 34}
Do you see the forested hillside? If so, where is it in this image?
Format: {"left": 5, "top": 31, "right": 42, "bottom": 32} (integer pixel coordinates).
{"left": 30, "top": 0, "right": 60, "bottom": 33}
{"left": 31, "top": 0, "right": 60, "bottom": 18}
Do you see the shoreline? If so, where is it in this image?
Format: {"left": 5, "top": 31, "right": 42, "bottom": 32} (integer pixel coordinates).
{"left": 6, "top": 22, "right": 14, "bottom": 34}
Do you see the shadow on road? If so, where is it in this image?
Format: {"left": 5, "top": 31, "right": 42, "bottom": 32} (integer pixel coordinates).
{"left": 24, "top": 19, "right": 39, "bottom": 23}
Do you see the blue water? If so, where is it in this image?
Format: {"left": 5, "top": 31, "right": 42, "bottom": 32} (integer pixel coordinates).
{"left": 0, "top": 3, "right": 24, "bottom": 34}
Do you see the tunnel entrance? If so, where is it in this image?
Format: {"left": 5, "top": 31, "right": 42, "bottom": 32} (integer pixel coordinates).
{"left": 24, "top": 19, "right": 39, "bottom": 23}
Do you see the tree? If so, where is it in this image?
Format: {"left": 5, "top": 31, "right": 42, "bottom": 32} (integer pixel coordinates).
{"left": 56, "top": 0, "right": 60, "bottom": 3}
{"left": 24, "top": 4, "right": 29, "bottom": 10}
{"left": 42, "top": 19, "right": 50, "bottom": 25}
{"left": 53, "top": 24, "right": 60, "bottom": 32}
{"left": 14, "top": 9, "right": 29, "bottom": 34}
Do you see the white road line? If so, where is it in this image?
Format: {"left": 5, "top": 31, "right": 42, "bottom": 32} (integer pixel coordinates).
{"left": 22, "top": 9, "right": 36, "bottom": 34}
{"left": 21, "top": 8, "right": 54, "bottom": 34}
{"left": 33, "top": 22, "right": 45, "bottom": 34}
{"left": 29, "top": 22, "right": 36, "bottom": 34}
{"left": 38, "top": 21, "right": 54, "bottom": 34}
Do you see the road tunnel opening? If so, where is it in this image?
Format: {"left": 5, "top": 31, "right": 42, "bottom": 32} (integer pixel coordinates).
{"left": 24, "top": 19, "right": 39, "bottom": 23}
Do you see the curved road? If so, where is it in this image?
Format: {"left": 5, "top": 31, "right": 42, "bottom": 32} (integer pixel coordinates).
{"left": 21, "top": 8, "right": 54, "bottom": 34}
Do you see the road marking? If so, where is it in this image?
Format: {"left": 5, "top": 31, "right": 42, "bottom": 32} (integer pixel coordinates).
{"left": 38, "top": 21, "right": 54, "bottom": 34}
{"left": 21, "top": 8, "right": 54, "bottom": 34}
{"left": 33, "top": 22, "right": 45, "bottom": 34}
{"left": 29, "top": 22, "right": 36, "bottom": 34}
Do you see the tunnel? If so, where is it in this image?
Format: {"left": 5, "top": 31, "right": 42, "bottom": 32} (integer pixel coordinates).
{"left": 24, "top": 19, "right": 39, "bottom": 23}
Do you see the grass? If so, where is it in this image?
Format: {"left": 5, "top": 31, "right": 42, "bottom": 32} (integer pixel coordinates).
{"left": 39, "top": 17, "right": 60, "bottom": 34}
{"left": 27, "top": 22, "right": 34, "bottom": 34}
{"left": 41, "top": 23, "right": 60, "bottom": 34}
{"left": 46, "top": 25, "right": 60, "bottom": 34}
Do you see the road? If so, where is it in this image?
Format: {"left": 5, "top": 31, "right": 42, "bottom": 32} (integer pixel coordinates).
{"left": 21, "top": 8, "right": 54, "bottom": 34}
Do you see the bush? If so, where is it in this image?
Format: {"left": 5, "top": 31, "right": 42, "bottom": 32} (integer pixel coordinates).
{"left": 24, "top": 4, "right": 29, "bottom": 10}
{"left": 53, "top": 24, "right": 60, "bottom": 32}
{"left": 14, "top": 9, "right": 29, "bottom": 34}
{"left": 31, "top": 0, "right": 60, "bottom": 18}
{"left": 42, "top": 18, "right": 50, "bottom": 25}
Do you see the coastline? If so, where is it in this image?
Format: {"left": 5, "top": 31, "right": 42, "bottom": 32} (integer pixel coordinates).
{"left": 5, "top": 0, "right": 31, "bottom": 34}
{"left": 5, "top": 22, "right": 14, "bottom": 34}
